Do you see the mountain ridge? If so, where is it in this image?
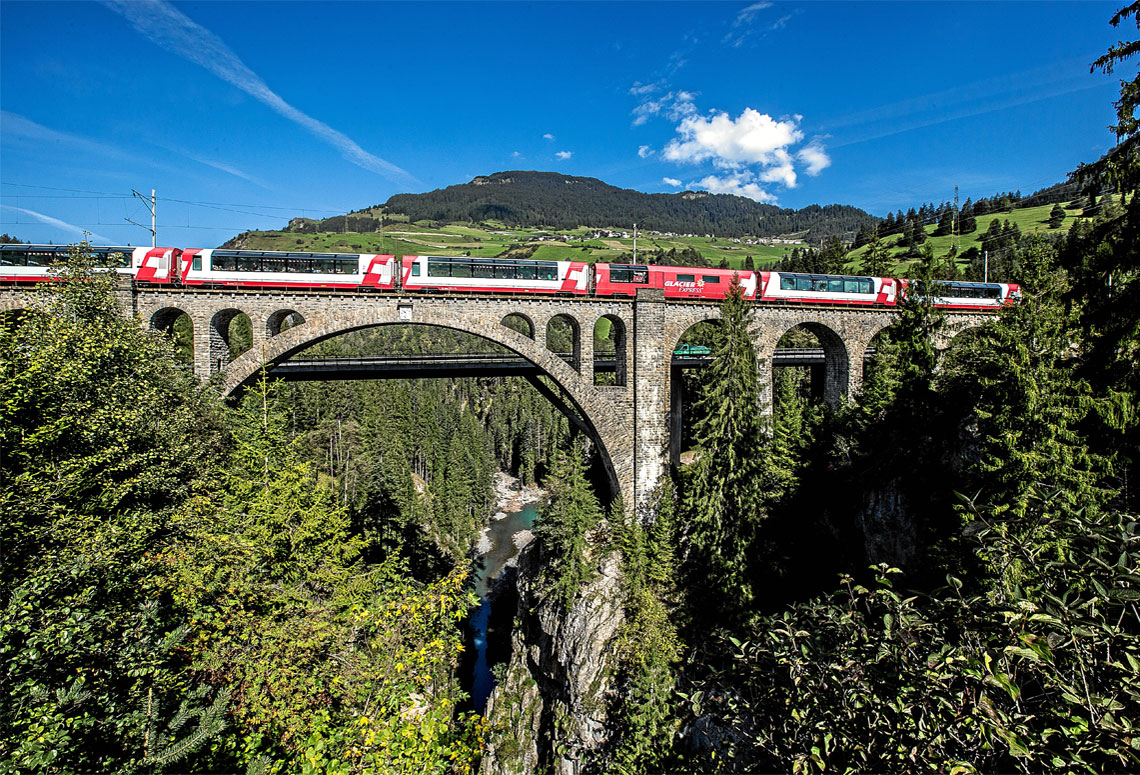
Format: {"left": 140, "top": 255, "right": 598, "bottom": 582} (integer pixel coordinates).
{"left": 370, "top": 170, "right": 878, "bottom": 242}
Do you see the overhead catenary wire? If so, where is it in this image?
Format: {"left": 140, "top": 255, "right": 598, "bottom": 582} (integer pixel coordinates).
{"left": 1, "top": 181, "right": 349, "bottom": 215}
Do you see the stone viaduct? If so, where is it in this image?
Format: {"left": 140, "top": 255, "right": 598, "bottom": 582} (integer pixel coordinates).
{"left": 0, "top": 284, "right": 990, "bottom": 516}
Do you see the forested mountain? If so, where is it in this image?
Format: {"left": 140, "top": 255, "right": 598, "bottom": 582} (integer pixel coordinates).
{"left": 376, "top": 171, "right": 877, "bottom": 241}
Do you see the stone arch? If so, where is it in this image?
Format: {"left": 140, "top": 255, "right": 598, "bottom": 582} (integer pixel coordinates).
{"left": 209, "top": 308, "right": 252, "bottom": 375}
{"left": 938, "top": 317, "right": 991, "bottom": 351}
{"left": 150, "top": 306, "right": 189, "bottom": 333}
{"left": 0, "top": 299, "right": 30, "bottom": 329}
{"left": 267, "top": 309, "right": 305, "bottom": 338}
{"left": 0, "top": 298, "right": 28, "bottom": 316}
{"left": 501, "top": 313, "right": 535, "bottom": 339}
{"left": 217, "top": 308, "right": 629, "bottom": 509}
{"left": 150, "top": 306, "right": 194, "bottom": 366}
{"left": 593, "top": 314, "right": 628, "bottom": 386}
{"left": 772, "top": 321, "right": 849, "bottom": 407}
{"left": 546, "top": 313, "right": 581, "bottom": 372}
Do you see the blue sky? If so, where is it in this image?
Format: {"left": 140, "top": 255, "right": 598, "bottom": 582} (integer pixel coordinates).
{"left": 0, "top": 0, "right": 1128, "bottom": 248}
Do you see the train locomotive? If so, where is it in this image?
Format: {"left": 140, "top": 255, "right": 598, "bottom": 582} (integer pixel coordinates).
{"left": 0, "top": 244, "right": 1020, "bottom": 311}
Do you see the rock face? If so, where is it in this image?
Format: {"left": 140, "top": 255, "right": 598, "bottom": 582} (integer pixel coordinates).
{"left": 480, "top": 543, "right": 624, "bottom": 775}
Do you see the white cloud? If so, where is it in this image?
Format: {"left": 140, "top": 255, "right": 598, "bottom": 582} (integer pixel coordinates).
{"left": 663, "top": 108, "right": 803, "bottom": 169}
{"left": 512, "top": 151, "right": 523, "bottom": 158}
{"left": 757, "top": 149, "right": 797, "bottom": 187}
{"left": 555, "top": 150, "right": 572, "bottom": 160}
{"left": 638, "top": 145, "right": 654, "bottom": 159}
{"left": 693, "top": 172, "right": 777, "bottom": 203}
{"left": 543, "top": 133, "right": 555, "bottom": 141}
{"left": 629, "top": 81, "right": 662, "bottom": 96}
{"left": 662, "top": 177, "right": 682, "bottom": 187}
{"left": 724, "top": 2, "right": 794, "bottom": 47}
{"left": 2, "top": 110, "right": 143, "bottom": 163}
{"left": 733, "top": 1, "right": 772, "bottom": 27}
{"left": 654, "top": 102, "right": 829, "bottom": 201}
{"left": 1, "top": 204, "right": 111, "bottom": 242}
{"left": 100, "top": 0, "right": 414, "bottom": 184}
{"left": 797, "top": 143, "right": 831, "bottom": 175}
{"left": 631, "top": 90, "right": 698, "bottom": 127}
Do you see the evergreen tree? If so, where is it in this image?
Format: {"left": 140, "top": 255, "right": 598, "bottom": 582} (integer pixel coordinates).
{"left": 862, "top": 229, "right": 891, "bottom": 277}
{"left": 681, "top": 276, "right": 766, "bottom": 612}
{"left": 932, "top": 206, "right": 955, "bottom": 236}
{"left": 534, "top": 443, "right": 604, "bottom": 609}
{"left": 941, "top": 238, "right": 1109, "bottom": 573}
{"left": 1048, "top": 203, "right": 1066, "bottom": 228}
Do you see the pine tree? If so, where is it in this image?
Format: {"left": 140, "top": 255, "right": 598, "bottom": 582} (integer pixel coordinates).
{"left": 534, "top": 443, "right": 604, "bottom": 609}
{"left": 681, "top": 275, "right": 766, "bottom": 611}
{"left": 940, "top": 237, "right": 1111, "bottom": 600}
{"left": 863, "top": 229, "right": 891, "bottom": 277}
{"left": 1048, "top": 203, "right": 1066, "bottom": 228}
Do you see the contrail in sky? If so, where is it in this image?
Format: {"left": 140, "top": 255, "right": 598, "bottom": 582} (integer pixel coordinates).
{"left": 1, "top": 205, "right": 111, "bottom": 243}
{"left": 100, "top": 0, "right": 417, "bottom": 186}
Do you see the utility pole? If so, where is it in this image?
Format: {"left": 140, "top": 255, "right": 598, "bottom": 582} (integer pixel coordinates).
{"left": 125, "top": 189, "right": 156, "bottom": 247}
{"left": 953, "top": 185, "right": 959, "bottom": 253}
{"left": 984, "top": 250, "right": 989, "bottom": 283}
{"left": 633, "top": 222, "right": 637, "bottom": 264}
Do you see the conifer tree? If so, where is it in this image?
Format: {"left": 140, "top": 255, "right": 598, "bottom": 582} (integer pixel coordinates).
{"left": 941, "top": 237, "right": 1109, "bottom": 548}
{"left": 534, "top": 443, "right": 604, "bottom": 609}
{"left": 863, "top": 229, "right": 891, "bottom": 276}
{"left": 681, "top": 275, "right": 766, "bottom": 611}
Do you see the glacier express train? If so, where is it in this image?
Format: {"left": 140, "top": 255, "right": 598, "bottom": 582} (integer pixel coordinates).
{"left": 0, "top": 244, "right": 1020, "bottom": 310}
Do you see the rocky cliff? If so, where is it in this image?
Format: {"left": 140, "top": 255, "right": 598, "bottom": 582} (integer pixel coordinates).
{"left": 479, "top": 543, "right": 624, "bottom": 774}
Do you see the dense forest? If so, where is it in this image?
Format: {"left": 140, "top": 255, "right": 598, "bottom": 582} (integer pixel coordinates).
{"left": 378, "top": 171, "right": 877, "bottom": 242}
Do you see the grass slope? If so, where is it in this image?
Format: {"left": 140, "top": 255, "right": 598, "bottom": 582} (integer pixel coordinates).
{"left": 225, "top": 219, "right": 793, "bottom": 269}
{"left": 224, "top": 198, "right": 1111, "bottom": 275}
{"left": 845, "top": 200, "right": 1103, "bottom": 274}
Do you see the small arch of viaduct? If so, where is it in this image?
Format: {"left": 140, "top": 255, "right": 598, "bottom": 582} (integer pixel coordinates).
{"left": 0, "top": 282, "right": 996, "bottom": 516}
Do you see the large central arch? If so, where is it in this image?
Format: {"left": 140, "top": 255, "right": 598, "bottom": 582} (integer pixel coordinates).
{"left": 217, "top": 306, "right": 630, "bottom": 507}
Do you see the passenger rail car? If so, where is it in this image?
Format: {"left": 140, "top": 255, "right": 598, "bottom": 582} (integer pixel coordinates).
{"left": 1, "top": 244, "right": 180, "bottom": 283}
{"left": 180, "top": 249, "right": 396, "bottom": 290}
{"left": 400, "top": 255, "right": 590, "bottom": 294}
{"left": 0, "top": 243, "right": 1019, "bottom": 309}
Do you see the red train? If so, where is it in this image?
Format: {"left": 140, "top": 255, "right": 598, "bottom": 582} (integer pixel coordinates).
{"left": 0, "top": 244, "right": 1020, "bottom": 310}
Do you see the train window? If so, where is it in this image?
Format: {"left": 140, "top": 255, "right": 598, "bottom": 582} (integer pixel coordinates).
{"left": 860, "top": 280, "right": 873, "bottom": 294}
{"left": 828, "top": 279, "right": 843, "bottom": 292}
{"left": 780, "top": 276, "right": 795, "bottom": 290}
{"left": 843, "top": 279, "right": 858, "bottom": 293}
{"left": 105, "top": 251, "right": 131, "bottom": 268}
{"left": 812, "top": 278, "right": 828, "bottom": 292}
{"left": 428, "top": 261, "right": 451, "bottom": 277}
{"left": 214, "top": 255, "right": 235, "bottom": 271}
{"left": 410, "top": 263, "right": 420, "bottom": 277}
{"left": 702, "top": 275, "right": 721, "bottom": 284}
{"left": 191, "top": 256, "right": 202, "bottom": 271}
{"left": 451, "top": 262, "right": 472, "bottom": 278}
{"left": 495, "top": 264, "right": 517, "bottom": 279}
{"left": 611, "top": 268, "right": 631, "bottom": 282}
{"left": 262, "top": 257, "right": 286, "bottom": 273}
{"left": 518, "top": 264, "right": 537, "bottom": 280}
{"left": 473, "top": 263, "right": 495, "bottom": 279}
{"left": 678, "top": 274, "right": 696, "bottom": 283}
{"left": 537, "top": 264, "right": 559, "bottom": 281}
